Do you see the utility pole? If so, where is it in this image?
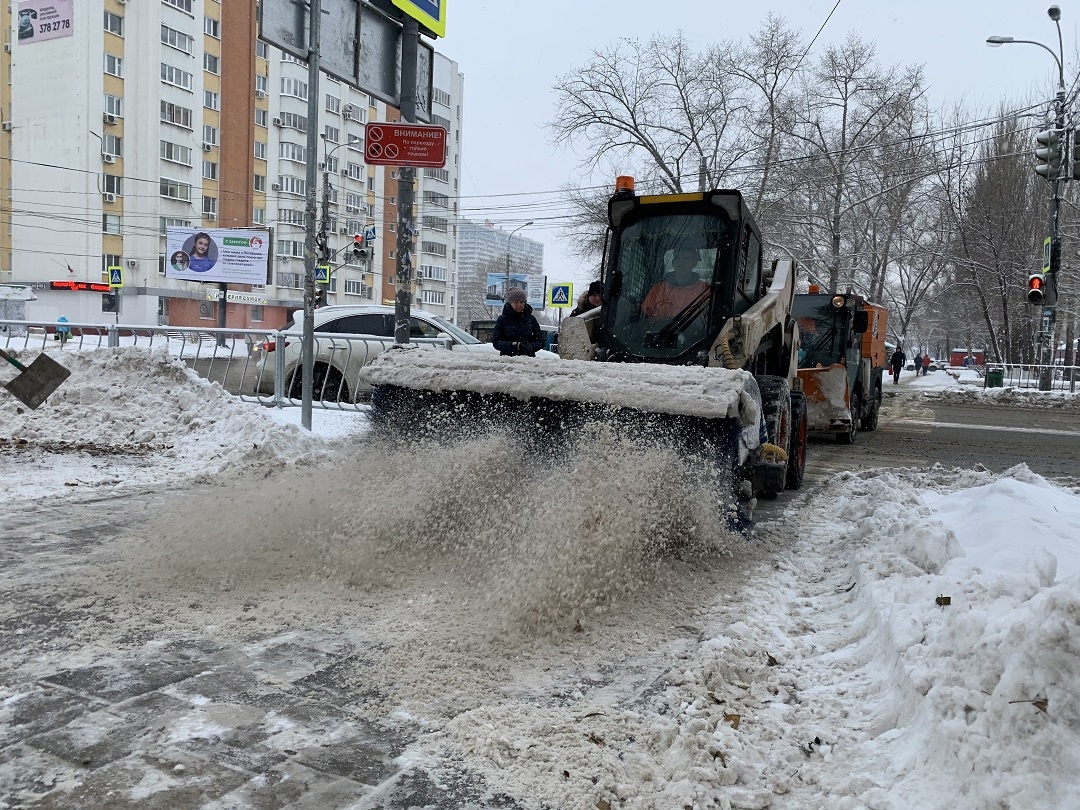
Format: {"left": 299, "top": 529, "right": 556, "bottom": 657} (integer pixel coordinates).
{"left": 1042, "top": 79, "right": 1066, "bottom": 390}
{"left": 300, "top": 0, "right": 322, "bottom": 429}
{"left": 393, "top": 17, "right": 419, "bottom": 344}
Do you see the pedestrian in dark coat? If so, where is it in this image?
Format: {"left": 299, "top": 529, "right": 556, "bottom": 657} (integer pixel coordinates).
{"left": 492, "top": 288, "right": 543, "bottom": 356}
{"left": 890, "top": 347, "right": 906, "bottom": 385}
{"left": 570, "top": 281, "right": 604, "bottom": 317}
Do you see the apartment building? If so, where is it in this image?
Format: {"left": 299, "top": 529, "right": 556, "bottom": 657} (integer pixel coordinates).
{"left": 456, "top": 219, "right": 544, "bottom": 323}
{"left": 1, "top": 1, "right": 463, "bottom": 328}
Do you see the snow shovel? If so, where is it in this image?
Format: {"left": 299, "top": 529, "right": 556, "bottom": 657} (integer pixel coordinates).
{"left": 0, "top": 347, "right": 71, "bottom": 409}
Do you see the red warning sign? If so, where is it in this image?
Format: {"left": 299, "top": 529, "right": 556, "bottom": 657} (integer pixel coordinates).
{"left": 363, "top": 123, "right": 447, "bottom": 168}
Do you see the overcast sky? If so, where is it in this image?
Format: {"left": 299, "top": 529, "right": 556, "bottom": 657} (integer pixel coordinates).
{"left": 432, "top": 1, "right": 1077, "bottom": 297}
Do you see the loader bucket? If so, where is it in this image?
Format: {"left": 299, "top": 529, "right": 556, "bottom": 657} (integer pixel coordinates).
{"left": 360, "top": 347, "right": 764, "bottom": 530}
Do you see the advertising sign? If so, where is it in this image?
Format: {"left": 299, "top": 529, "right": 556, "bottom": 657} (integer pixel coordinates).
{"left": 165, "top": 227, "right": 271, "bottom": 286}
{"left": 17, "top": 0, "right": 73, "bottom": 45}
{"left": 364, "top": 123, "right": 446, "bottom": 168}
{"left": 485, "top": 272, "right": 546, "bottom": 310}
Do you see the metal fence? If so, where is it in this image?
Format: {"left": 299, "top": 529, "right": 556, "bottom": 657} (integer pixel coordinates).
{"left": 990, "top": 363, "right": 1079, "bottom": 392}
{"left": 1, "top": 318, "right": 452, "bottom": 410}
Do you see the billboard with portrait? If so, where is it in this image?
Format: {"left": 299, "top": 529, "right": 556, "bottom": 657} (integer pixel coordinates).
{"left": 17, "top": 1, "right": 73, "bottom": 45}
{"left": 484, "top": 272, "right": 546, "bottom": 309}
{"left": 165, "top": 227, "right": 270, "bottom": 286}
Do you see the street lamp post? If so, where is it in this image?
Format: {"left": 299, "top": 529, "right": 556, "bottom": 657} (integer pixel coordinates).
{"left": 504, "top": 220, "right": 534, "bottom": 305}
{"left": 987, "top": 5, "right": 1066, "bottom": 389}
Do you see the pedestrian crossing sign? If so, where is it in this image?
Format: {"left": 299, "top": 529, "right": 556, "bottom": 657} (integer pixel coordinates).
{"left": 108, "top": 266, "right": 124, "bottom": 288}
{"left": 314, "top": 265, "right": 330, "bottom": 284}
{"left": 548, "top": 283, "right": 572, "bottom": 308}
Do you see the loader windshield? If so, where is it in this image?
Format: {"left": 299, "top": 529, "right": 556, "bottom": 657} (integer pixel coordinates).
{"left": 605, "top": 212, "right": 736, "bottom": 361}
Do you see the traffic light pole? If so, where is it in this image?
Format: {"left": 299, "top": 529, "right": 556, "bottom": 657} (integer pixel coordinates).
{"left": 300, "top": 0, "right": 322, "bottom": 429}
{"left": 1041, "top": 88, "right": 1066, "bottom": 390}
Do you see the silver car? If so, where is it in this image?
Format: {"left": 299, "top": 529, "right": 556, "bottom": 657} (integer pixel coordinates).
{"left": 255, "top": 304, "right": 554, "bottom": 402}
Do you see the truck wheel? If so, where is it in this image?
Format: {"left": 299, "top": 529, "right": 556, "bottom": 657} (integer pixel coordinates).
{"left": 837, "top": 393, "right": 859, "bottom": 444}
{"left": 860, "top": 386, "right": 881, "bottom": 431}
{"left": 786, "top": 391, "right": 807, "bottom": 489}
{"left": 757, "top": 376, "right": 792, "bottom": 497}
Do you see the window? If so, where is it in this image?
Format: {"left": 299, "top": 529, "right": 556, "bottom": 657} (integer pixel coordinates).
{"left": 280, "top": 209, "right": 305, "bottom": 226}
{"left": 161, "top": 101, "right": 193, "bottom": 129}
{"left": 203, "top": 161, "right": 218, "bottom": 180}
{"left": 281, "top": 77, "right": 308, "bottom": 100}
{"left": 104, "top": 94, "right": 123, "bottom": 118}
{"left": 103, "top": 174, "right": 123, "bottom": 196}
{"left": 102, "top": 214, "right": 122, "bottom": 234}
{"left": 276, "top": 272, "right": 303, "bottom": 289}
{"left": 346, "top": 162, "right": 362, "bottom": 180}
{"left": 199, "top": 302, "right": 217, "bottom": 321}
{"left": 366, "top": 177, "right": 374, "bottom": 191}
{"left": 424, "top": 167, "right": 449, "bottom": 183}
{"left": 203, "top": 125, "right": 218, "bottom": 146}
{"left": 256, "top": 41, "right": 268, "bottom": 59}
{"left": 102, "top": 134, "right": 122, "bottom": 157}
{"left": 323, "top": 125, "right": 339, "bottom": 143}
{"left": 253, "top": 208, "right": 266, "bottom": 224}
{"left": 277, "top": 176, "right": 306, "bottom": 196}
{"left": 276, "top": 239, "right": 304, "bottom": 258}
{"left": 422, "top": 215, "right": 448, "bottom": 233}
{"left": 203, "top": 197, "right": 218, "bottom": 217}
{"left": 347, "top": 133, "right": 363, "bottom": 151}
{"left": 420, "top": 264, "right": 448, "bottom": 281}
{"left": 422, "top": 290, "right": 446, "bottom": 305}
{"left": 104, "top": 54, "right": 123, "bottom": 78}
{"left": 421, "top": 241, "right": 447, "bottom": 257}
{"left": 255, "top": 108, "right": 268, "bottom": 128}
{"left": 161, "top": 25, "right": 193, "bottom": 53}
{"left": 203, "top": 53, "right": 220, "bottom": 75}
{"left": 325, "top": 94, "right": 340, "bottom": 114}
{"left": 102, "top": 254, "right": 122, "bottom": 279}
{"left": 431, "top": 113, "right": 451, "bottom": 129}
{"left": 255, "top": 74, "right": 269, "bottom": 95}
{"left": 432, "top": 87, "right": 451, "bottom": 106}
{"left": 424, "top": 191, "right": 449, "bottom": 208}
{"left": 254, "top": 174, "right": 266, "bottom": 191}
{"left": 161, "top": 63, "right": 194, "bottom": 91}
{"left": 254, "top": 141, "right": 267, "bottom": 159}
{"left": 324, "top": 155, "right": 339, "bottom": 174}
{"left": 345, "top": 192, "right": 362, "bottom": 213}
{"left": 279, "top": 112, "right": 306, "bottom": 133}
{"left": 160, "top": 217, "right": 192, "bottom": 234}
{"left": 204, "top": 17, "right": 220, "bottom": 38}
{"left": 279, "top": 142, "right": 306, "bottom": 163}
{"left": 163, "top": 0, "right": 194, "bottom": 13}
{"left": 104, "top": 11, "right": 123, "bottom": 36}
{"left": 160, "top": 178, "right": 193, "bottom": 201}
{"left": 160, "top": 140, "right": 192, "bottom": 165}
{"left": 251, "top": 306, "right": 264, "bottom": 323}
{"left": 204, "top": 90, "right": 220, "bottom": 111}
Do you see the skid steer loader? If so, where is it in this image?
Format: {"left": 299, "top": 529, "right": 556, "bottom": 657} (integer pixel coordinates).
{"left": 362, "top": 177, "right": 807, "bottom": 525}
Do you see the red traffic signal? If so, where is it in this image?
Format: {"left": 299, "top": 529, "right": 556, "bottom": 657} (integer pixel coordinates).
{"left": 1027, "top": 274, "right": 1045, "bottom": 305}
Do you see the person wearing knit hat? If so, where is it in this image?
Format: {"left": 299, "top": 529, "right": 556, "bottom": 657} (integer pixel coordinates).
{"left": 570, "top": 280, "right": 603, "bottom": 316}
{"left": 491, "top": 287, "right": 544, "bottom": 356}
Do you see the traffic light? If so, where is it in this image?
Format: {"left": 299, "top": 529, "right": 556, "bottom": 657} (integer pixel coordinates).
{"left": 1028, "top": 273, "right": 1046, "bottom": 305}
{"left": 1035, "top": 129, "right": 1063, "bottom": 179}
{"left": 101, "top": 293, "right": 119, "bottom": 313}
{"left": 314, "top": 287, "right": 327, "bottom": 307}
{"left": 1072, "top": 129, "right": 1080, "bottom": 180}
{"left": 352, "top": 234, "right": 367, "bottom": 260}
{"left": 315, "top": 230, "right": 329, "bottom": 262}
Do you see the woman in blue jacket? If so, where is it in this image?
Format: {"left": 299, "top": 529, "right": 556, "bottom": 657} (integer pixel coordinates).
{"left": 492, "top": 288, "right": 543, "bottom": 356}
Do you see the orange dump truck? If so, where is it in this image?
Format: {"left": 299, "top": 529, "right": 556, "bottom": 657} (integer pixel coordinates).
{"left": 792, "top": 290, "right": 888, "bottom": 444}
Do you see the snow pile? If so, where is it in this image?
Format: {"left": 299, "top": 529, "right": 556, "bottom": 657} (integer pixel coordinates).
{"left": 0, "top": 346, "right": 339, "bottom": 501}
{"left": 421, "top": 467, "right": 1080, "bottom": 809}
{"left": 359, "top": 345, "right": 762, "bottom": 422}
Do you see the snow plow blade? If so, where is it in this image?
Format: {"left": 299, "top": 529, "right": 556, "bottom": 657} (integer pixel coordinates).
{"left": 797, "top": 363, "right": 851, "bottom": 432}
{"left": 360, "top": 348, "right": 767, "bottom": 522}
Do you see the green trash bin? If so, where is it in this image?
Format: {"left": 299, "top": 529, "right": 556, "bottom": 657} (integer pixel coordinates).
{"left": 985, "top": 367, "right": 1004, "bottom": 388}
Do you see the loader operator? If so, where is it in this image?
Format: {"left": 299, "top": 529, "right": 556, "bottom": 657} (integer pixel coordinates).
{"left": 642, "top": 246, "right": 712, "bottom": 321}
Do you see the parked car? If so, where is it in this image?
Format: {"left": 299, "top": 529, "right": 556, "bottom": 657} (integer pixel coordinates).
{"left": 255, "top": 304, "right": 556, "bottom": 402}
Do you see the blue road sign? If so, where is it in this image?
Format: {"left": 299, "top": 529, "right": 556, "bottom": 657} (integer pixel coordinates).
{"left": 548, "top": 283, "right": 572, "bottom": 308}
{"left": 108, "top": 266, "right": 124, "bottom": 288}
{"left": 314, "top": 265, "right": 330, "bottom": 284}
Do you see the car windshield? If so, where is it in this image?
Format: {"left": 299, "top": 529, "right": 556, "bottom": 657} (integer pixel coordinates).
{"left": 606, "top": 212, "right": 734, "bottom": 360}
{"left": 430, "top": 315, "right": 479, "bottom": 344}
{"left": 793, "top": 297, "right": 843, "bottom": 368}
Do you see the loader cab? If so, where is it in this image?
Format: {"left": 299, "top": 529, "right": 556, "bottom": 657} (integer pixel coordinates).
{"left": 598, "top": 185, "right": 763, "bottom": 364}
